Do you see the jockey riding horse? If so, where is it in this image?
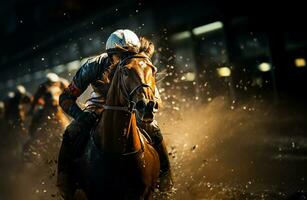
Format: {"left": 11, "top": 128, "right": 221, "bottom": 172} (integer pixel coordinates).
{"left": 28, "top": 73, "right": 69, "bottom": 138}
{"left": 3, "top": 85, "right": 32, "bottom": 134}
{"left": 57, "top": 29, "right": 173, "bottom": 193}
{"left": 23, "top": 73, "right": 70, "bottom": 162}
{"left": 2, "top": 85, "right": 32, "bottom": 160}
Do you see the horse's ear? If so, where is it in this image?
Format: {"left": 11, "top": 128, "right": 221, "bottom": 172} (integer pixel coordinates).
{"left": 139, "top": 37, "right": 155, "bottom": 59}
{"left": 146, "top": 43, "right": 155, "bottom": 59}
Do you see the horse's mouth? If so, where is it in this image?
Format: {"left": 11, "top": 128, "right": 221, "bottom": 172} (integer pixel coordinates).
{"left": 141, "top": 118, "right": 154, "bottom": 123}
{"left": 138, "top": 111, "right": 154, "bottom": 123}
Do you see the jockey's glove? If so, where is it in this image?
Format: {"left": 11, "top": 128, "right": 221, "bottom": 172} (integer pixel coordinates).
{"left": 76, "top": 111, "right": 99, "bottom": 130}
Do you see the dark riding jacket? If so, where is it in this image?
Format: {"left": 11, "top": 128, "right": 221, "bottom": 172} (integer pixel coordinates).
{"left": 60, "top": 53, "right": 112, "bottom": 119}
{"left": 59, "top": 53, "right": 161, "bottom": 120}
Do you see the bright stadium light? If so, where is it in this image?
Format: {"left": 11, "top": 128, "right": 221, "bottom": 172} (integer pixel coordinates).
{"left": 171, "top": 31, "right": 191, "bottom": 41}
{"left": 192, "top": 21, "right": 223, "bottom": 35}
{"left": 258, "top": 62, "right": 271, "bottom": 72}
{"left": 53, "top": 64, "right": 65, "bottom": 73}
{"left": 295, "top": 58, "right": 306, "bottom": 68}
{"left": 34, "top": 70, "right": 44, "bottom": 79}
{"left": 181, "top": 72, "right": 196, "bottom": 81}
{"left": 66, "top": 60, "right": 81, "bottom": 72}
{"left": 217, "top": 67, "right": 231, "bottom": 77}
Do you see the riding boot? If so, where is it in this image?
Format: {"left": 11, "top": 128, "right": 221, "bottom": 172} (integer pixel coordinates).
{"left": 153, "top": 140, "right": 174, "bottom": 191}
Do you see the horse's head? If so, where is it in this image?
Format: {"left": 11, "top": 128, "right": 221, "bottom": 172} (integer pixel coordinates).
{"left": 116, "top": 52, "right": 158, "bottom": 123}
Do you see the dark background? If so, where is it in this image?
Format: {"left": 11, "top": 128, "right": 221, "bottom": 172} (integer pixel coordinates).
{"left": 1, "top": 1, "right": 307, "bottom": 199}
{"left": 1, "top": 0, "right": 307, "bottom": 104}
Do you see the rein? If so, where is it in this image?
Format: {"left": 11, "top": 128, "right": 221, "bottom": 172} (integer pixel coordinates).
{"left": 102, "top": 54, "right": 153, "bottom": 156}
{"left": 103, "top": 55, "right": 154, "bottom": 113}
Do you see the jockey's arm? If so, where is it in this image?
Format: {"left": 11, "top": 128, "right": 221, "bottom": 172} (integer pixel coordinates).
{"left": 59, "top": 56, "right": 105, "bottom": 119}
{"left": 30, "top": 84, "right": 46, "bottom": 111}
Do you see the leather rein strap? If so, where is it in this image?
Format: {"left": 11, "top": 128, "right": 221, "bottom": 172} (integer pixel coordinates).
{"left": 102, "top": 55, "right": 151, "bottom": 156}
{"left": 103, "top": 54, "right": 153, "bottom": 113}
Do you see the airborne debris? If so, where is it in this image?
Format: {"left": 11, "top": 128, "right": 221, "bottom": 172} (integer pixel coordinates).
{"left": 191, "top": 145, "right": 198, "bottom": 151}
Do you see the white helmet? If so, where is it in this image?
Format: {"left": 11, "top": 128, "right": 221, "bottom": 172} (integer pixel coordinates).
{"left": 16, "top": 85, "right": 26, "bottom": 94}
{"left": 106, "top": 29, "right": 140, "bottom": 55}
{"left": 46, "top": 73, "right": 60, "bottom": 82}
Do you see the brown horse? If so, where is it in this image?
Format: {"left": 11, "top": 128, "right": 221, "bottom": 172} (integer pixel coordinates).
{"left": 70, "top": 52, "right": 160, "bottom": 200}
{"left": 23, "top": 85, "right": 70, "bottom": 163}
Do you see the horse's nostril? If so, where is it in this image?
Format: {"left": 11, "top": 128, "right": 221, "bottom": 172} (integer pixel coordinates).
{"left": 136, "top": 100, "right": 146, "bottom": 110}
{"left": 154, "top": 101, "right": 158, "bottom": 110}
{"left": 143, "top": 112, "right": 154, "bottom": 122}
{"left": 147, "top": 101, "right": 155, "bottom": 110}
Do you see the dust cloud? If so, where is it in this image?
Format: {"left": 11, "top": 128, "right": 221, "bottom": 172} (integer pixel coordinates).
{"left": 158, "top": 96, "right": 306, "bottom": 199}
{"left": 1, "top": 96, "right": 306, "bottom": 200}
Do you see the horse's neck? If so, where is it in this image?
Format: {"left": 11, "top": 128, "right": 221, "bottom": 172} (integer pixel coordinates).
{"left": 96, "top": 74, "right": 142, "bottom": 154}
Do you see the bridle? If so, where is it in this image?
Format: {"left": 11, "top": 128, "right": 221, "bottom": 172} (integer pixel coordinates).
{"left": 103, "top": 54, "right": 156, "bottom": 114}
{"left": 102, "top": 54, "right": 156, "bottom": 156}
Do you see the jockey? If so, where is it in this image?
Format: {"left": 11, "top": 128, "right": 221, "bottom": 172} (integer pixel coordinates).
{"left": 3, "top": 85, "right": 32, "bottom": 129}
{"left": 57, "top": 29, "right": 173, "bottom": 191}
{"left": 29, "top": 73, "right": 68, "bottom": 113}
{"left": 28, "top": 73, "right": 68, "bottom": 137}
